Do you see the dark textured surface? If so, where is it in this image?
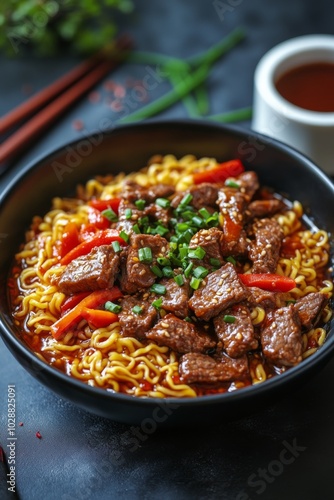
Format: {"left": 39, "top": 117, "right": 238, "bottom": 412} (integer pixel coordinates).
{"left": 1, "top": 1, "right": 334, "bottom": 499}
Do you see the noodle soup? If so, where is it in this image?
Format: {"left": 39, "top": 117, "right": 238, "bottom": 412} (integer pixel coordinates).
{"left": 9, "top": 155, "right": 333, "bottom": 398}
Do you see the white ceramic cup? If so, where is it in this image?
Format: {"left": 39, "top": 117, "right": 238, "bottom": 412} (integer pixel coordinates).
{"left": 252, "top": 35, "right": 334, "bottom": 176}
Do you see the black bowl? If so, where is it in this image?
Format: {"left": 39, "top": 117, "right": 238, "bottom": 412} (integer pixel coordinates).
{"left": 0, "top": 119, "right": 333, "bottom": 426}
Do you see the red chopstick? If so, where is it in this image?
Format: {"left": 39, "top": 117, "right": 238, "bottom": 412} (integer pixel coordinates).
{"left": 0, "top": 34, "right": 132, "bottom": 170}
{"left": 0, "top": 55, "right": 102, "bottom": 137}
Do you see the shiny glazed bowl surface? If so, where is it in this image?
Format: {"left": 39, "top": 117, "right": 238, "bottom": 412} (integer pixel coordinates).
{"left": 0, "top": 119, "right": 333, "bottom": 426}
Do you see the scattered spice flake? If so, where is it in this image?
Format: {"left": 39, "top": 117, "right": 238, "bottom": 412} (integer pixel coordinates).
{"left": 35, "top": 431, "right": 42, "bottom": 439}
{"left": 72, "top": 119, "right": 84, "bottom": 131}
{"left": 88, "top": 91, "right": 101, "bottom": 103}
{"left": 114, "top": 84, "right": 126, "bottom": 98}
{"left": 103, "top": 80, "right": 117, "bottom": 92}
{"left": 18, "top": 422, "right": 24, "bottom": 427}
{"left": 0, "top": 446, "right": 4, "bottom": 462}
{"left": 109, "top": 99, "right": 124, "bottom": 112}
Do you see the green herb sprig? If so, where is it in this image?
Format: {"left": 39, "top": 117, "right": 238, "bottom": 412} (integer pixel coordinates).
{"left": 121, "top": 27, "right": 250, "bottom": 123}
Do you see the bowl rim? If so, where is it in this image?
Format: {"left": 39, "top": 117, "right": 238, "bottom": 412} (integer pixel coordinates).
{"left": 1, "top": 118, "right": 334, "bottom": 408}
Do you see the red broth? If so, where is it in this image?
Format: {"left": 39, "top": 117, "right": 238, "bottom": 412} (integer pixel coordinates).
{"left": 275, "top": 62, "right": 334, "bottom": 112}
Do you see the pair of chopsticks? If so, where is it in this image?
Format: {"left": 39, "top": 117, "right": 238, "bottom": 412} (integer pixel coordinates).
{"left": 0, "top": 34, "right": 132, "bottom": 173}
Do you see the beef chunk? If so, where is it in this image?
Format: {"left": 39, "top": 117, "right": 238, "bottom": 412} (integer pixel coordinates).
{"left": 116, "top": 199, "right": 142, "bottom": 235}
{"left": 189, "top": 263, "right": 248, "bottom": 321}
{"left": 58, "top": 245, "right": 119, "bottom": 294}
{"left": 214, "top": 305, "right": 258, "bottom": 357}
{"left": 143, "top": 203, "right": 171, "bottom": 226}
{"left": 294, "top": 292, "right": 328, "bottom": 329}
{"left": 171, "top": 183, "right": 219, "bottom": 210}
{"left": 235, "top": 171, "right": 260, "bottom": 200}
{"left": 118, "top": 247, "right": 138, "bottom": 295}
{"left": 159, "top": 277, "right": 190, "bottom": 318}
{"left": 188, "top": 227, "right": 225, "bottom": 270}
{"left": 147, "top": 184, "right": 175, "bottom": 200}
{"left": 218, "top": 187, "right": 246, "bottom": 224}
{"left": 122, "top": 181, "right": 150, "bottom": 202}
{"left": 261, "top": 305, "right": 302, "bottom": 367}
{"left": 125, "top": 233, "right": 169, "bottom": 289}
{"left": 246, "top": 287, "right": 285, "bottom": 310}
{"left": 145, "top": 314, "right": 216, "bottom": 354}
{"left": 246, "top": 199, "right": 285, "bottom": 220}
{"left": 218, "top": 187, "right": 249, "bottom": 255}
{"left": 122, "top": 181, "right": 174, "bottom": 203}
{"left": 188, "top": 183, "right": 219, "bottom": 209}
{"left": 248, "top": 218, "right": 283, "bottom": 273}
{"left": 119, "top": 293, "right": 157, "bottom": 338}
{"left": 179, "top": 352, "right": 249, "bottom": 384}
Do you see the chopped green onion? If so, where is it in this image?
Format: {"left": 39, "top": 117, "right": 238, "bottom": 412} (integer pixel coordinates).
{"left": 138, "top": 247, "right": 153, "bottom": 264}
{"left": 198, "top": 207, "right": 211, "bottom": 220}
{"left": 153, "top": 224, "right": 169, "bottom": 236}
{"left": 157, "top": 257, "right": 170, "bottom": 266}
{"left": 179, "top": 208, "right": 196, "bottom": 220}
{"left": 179, "top": 247, "right": 188, "bottom": 261}
{"left": 179, "top": 193, "right": 193, "bottom": 207}
{"left": 178, "top": 229, "right": 194, "bottom": 245}
{"left": 225, "top": 180, "right": 240, "bottom": 188}
{"left": 150, "top": 265, "right": 163, "bottom": 277}
{"left": 286, "top": 299, "right": 297, "bottom": 305}
{"left": 155, "top": 197, "right": 171, "bottom": 208}
{"left": 138, "top": 216, "right": 149, "bottom": 226}
{"left": 169, "top": 254, "right": 182, "bottom": 267}
{"left": 188, "top": 246, "right": 206, "bottom": 260}
{"left": 112, "top": 241, "right": 122, "bottom": 253}
{"left": 152, "top": 297, "right": 163, "bottom": 309}
{"left": 192, "top": 215, "right": 205, "bottom": 228}
{"left": 193, "top": 266, "right": 209, "bottom": 279}
{"left": 174, "top": 274, "right": 184, "bottom": 286}
{"left": 176, "top": 222, "right": 190, "bottom": 232}
{"left": 210, "top": 257, "right": 221, "bottom": 267}
{"left": 132, "top": 224, "right": 141, "bottom": 234}
{"left": 135, "top": 199, "right": 146, "bottom": 210}
{"left": 206, "top": 213, "right": 219, "bottom": 227}
{"left": 132, "top": 305, "right": 143, "bottom": 315}
{"left": 162, "top": 266, "right": 174, "bottom": 278}
{"left": 150, "top": 283, "right": 167, "bottom": 295}
{"left": 101, "top": 208, "right": 118, "bottom": 222}
{"left": 226, "top": 256, "right": 236, "bottom": 266}
{"left": 105, "top": 301, "right": 122, "bottom": 313}
{"left": 190, "top": 277, "right": 202, "bottom": 290}
{"left": 119, "top": 230, "right": 129, "bottom": 243}
{"left": 184, "top": 316, "right": 192, "bottom": 322}
{"left": 184, "top": 262, "right": 194, "bottom": 278}
{"left": 223, "top": 315, "right": 236, "bottom": 323}
{"left": 125, "top": 208, "right": 132, "bottom": 220}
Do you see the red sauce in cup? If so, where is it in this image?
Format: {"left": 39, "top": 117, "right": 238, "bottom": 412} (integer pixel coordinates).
{"left": 275, "top": 62, "right": 334, "bottom": 112}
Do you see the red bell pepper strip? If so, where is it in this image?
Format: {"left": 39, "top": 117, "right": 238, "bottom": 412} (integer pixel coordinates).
{"left": 51, "top": 287, "right": 123, "bottom": 339}
{"left": 239, "top": 273, "right": 296, "bottom": 292}
{"left": 60, "top": 222, "right": 80, "bottom": 258}
{"left": 87, "top": 207, "right": 110, "bottom": 230}
{"left": 193, "top": 159, "right": 245, "bottom": 184}
{"left": 89, "top": 198, "right": 121, "bottom": 213}
{"left": 81, "top": 307, "right": 119, "bottom": 328}
{"left": 60, "top": 229, "right": 127, "bottom": 265}
{"left": 60, "top": 291, "right": 91, "bottom": 314}
{"left": 223, "top": 215, "right": 242, "bottom": 243}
